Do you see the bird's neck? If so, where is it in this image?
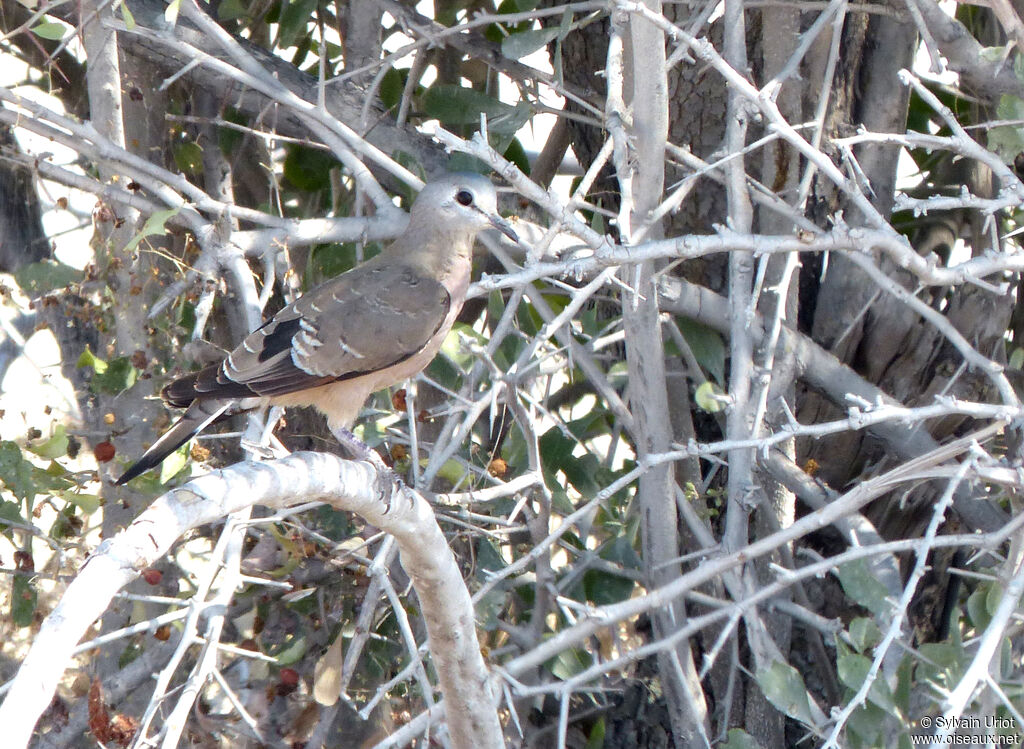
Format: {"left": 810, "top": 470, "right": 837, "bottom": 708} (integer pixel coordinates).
{"left": 386, "top": 230, "right": 475, "bottom": 283}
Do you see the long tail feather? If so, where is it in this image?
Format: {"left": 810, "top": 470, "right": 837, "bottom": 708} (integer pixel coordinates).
{"left": 115, "top": 400, "right": 231, "bottom": 485}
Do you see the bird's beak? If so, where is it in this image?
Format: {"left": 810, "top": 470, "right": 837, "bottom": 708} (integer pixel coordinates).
{"left": 488, "top": 214, "right": 519, "bottom": 243}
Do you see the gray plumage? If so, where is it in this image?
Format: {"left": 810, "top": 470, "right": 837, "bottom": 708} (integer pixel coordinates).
{"left": 116, "top": 173, "right": 516, "bottom": 485}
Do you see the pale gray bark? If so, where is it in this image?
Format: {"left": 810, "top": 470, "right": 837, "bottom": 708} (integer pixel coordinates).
{"left": 0, "top": 455, "right": 500, "bottom": 749}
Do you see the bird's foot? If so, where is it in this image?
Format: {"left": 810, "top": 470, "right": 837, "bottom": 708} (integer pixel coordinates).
{"left": 330, "top": 426, "right": 374, "bottom": 460}
{"left": 330, "top": 427, "right": 403, "bottom": 511}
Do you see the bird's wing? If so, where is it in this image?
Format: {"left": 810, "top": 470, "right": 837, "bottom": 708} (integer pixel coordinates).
{"left": 120, "top": 263, "right": 451, "bottom": 486}
{"left": 212, "top": 262, "right": 452, "bottom": 398}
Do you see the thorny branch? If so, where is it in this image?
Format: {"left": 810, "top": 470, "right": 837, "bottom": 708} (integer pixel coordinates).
{"left": 3, "top": 0, "right": 1024, "bottom": 746}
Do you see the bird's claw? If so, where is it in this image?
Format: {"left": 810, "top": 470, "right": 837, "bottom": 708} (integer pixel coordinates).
{"left": 330, "top": 427, "right": 403, "bottom": 510}
{"left": 375, "top": 468, "right": 403, "bottom": 512}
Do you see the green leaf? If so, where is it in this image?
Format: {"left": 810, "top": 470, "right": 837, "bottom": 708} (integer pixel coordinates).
{"left": 218, "top": 108, "right": 248, "bottom": 156}
{"left": 988, "top": 95, "right": 1024, "bottom": 163}
{"left": 158, "top": 443, "right": 191, "bottom": 485}
{"left": 446, "top": 152, "right": 491, "bottom": 174}
{"left": 549, "top": 485, "right": 574, "bottom": 515}
{"left": 756, "top": 661, "right": 816, "bottom": 726}
{"left": 552, "top": 35, "right": 563, "bottom": 86}
{"left": 64, "top": 492, "right": 100, "bottom": 514}
{"left": 1000, "top": 635, "right": 1013, "bottom": 676}
{"left": 489, "top": 102, "right": 532, "bottom": 149}
{"left": 306, "top": 242, "right": 379, "bottom": 287}
{"left": 218, "top": 0, "right": 248, "bottom": 21}
{"left": 539, "top": 426, "right": 575, "bottom": 472}
{"left": 173, "top": 140, "right": 203, "bottom": 175}
{"left": 11, "top": 574, "right": 37, "bottom": 627}
{"left": 546, "top": 645, "right": 592, "bottom": 680}
{"left": 76, "top": 345, "right": 107, "bottom": 374}
{"left": 0, "top": 500, "right": 27, "bottom": 535}
{"left": 283, "top": 145, "right": 338, "bottom": 192}
{"left": 41, "top": 459, "right": 71, "bottom": 483}
{"left": 561, "top": 452, "right": 602, "bottom": 498}
{"left": 277, "top": 0, "right": 318, "bottom": 48}
{"left": 90, "top": 357, "right": 138, "bottom": 395}
{"left": 312, "top": 505, "right": 357, "bottom": 542}
{"left": 290, "top": 28, "right": 312, "bottom": 66}
{"left": 848, "top": 617, "right": 882, "bottom": 653}
{"left": 916, "top": 642, "right": 967, "bottom": 688}
{"left": 27, "top": 425, "right": 68, "bottom": 460}
{"left": 582, "top": 567, "right": 634, "bottom": 605}
{"left": 676, "top": 317, "right": 726, "bottom": 384}
{"left": 165, "top": 0, "right": 181, "bottom": 25}
{"left": 501, "top": 26, "right": 562, "bottom": 59}
{"left": 1010, "top": 347, "right": 1024, "bottom": 370}
{"left": 836, "top": 558, "right": 892, "bottom": 616}
{"left": 49, "top": 505, "right": 77, "bottom": 538}
{"left": 894, "top": 655, "right": 913, "bottom": 715}
{"left": 988, "top": 124, "right": 1024, "bottom": 164}
{"left": 379, "top": 67, "right": 406, "bottom": 111}
{"left": 435, "top": 458, "right": 469, "bottom": 487}
{"left": 558, "top": 6, "right": 572, "bottom": 37}
{"left": 565, "top": 411, "right": 613, "bottom": 443}
{"left": 721, "top": 728, "right": 764, "bottom": 749}
{"left": 476, "top": 538, "right": 506, "bottom": 573}
{"left": 504, "top": 136, "right": 530, "bottom": 175}
{"left": 476, "top": 587, "right": 506, "bottom": 631}
{"left": 485, "top": 0, "right": 530, "bottom": 42}
{"left": 423, "top": 84, "right": 517, "bottom": 126}
{"left": 694, "top": 381, "right": 726, "bottom": 413}
{"left": 353, "top": 419, "right": 387, "bottom": 448}
{"left": 391, "top": 151, "right": 427, "bottom": 204}
{"left": 986, "top": 580, "right": 1004, "bottom": 617}
{"left": 31, "top": 22, "right": 67, "bottom": 41}
{"left": 274, "top": 635, "right": 308, "bottom": 665}
{"left": 846, "top": 702, "right": 888, "bottom": 746}
{"left": 120, "top": 1, "right": 136, "bottom": 30}
{"left": 424, "top": 346, "right": 462, "bottom": 390}
{"left": 586, "top": 717, "right": 606, "bottom": 749}
{"left": 0, "top": 442, "right": 36, "bottom": 501}
{"left": 123, "top": 208, "right": 182, "bottom": 254}
{"left": 118, "top": 642, "right": 143, "bottom": 668}
{"left": 967, "top": 586, "right": 991, "bottom": 630}
{"left": 601, "top": 534, "right": 639, "bottom": 565}
{"left": 837, "top": 653, "right": 898, "bottom": 716}
{"left": 441, "top": 323, "right": 487, "bottom": 369}
{"left": 14, "top": 259, "right": 80, "bottom": 294}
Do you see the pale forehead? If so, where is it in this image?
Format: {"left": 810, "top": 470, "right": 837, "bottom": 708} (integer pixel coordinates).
{"left": 427, "top": 173, "right": 496, "bottom": 198}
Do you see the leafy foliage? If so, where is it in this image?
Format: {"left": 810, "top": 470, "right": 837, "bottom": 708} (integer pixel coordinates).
{"left": 2, "top": 0, "right": 1024, "bottom": 744}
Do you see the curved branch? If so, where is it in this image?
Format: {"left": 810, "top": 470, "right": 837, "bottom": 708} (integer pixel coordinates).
{"left": 0, "top": 454, "right": 501, "bottom": 749}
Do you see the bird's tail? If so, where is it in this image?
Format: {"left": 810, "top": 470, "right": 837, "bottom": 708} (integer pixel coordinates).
{"left": 114, "top": 399, "right": 231, "bottom": 485}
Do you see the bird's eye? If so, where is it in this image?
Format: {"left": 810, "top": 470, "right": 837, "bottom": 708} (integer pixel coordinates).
{"left": 455, "top": 189, "right": 474, "bottom": 206}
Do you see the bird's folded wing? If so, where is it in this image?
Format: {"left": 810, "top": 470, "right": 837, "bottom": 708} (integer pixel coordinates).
{"left": 199, "top": 263, "right": 452, "bottom": 400}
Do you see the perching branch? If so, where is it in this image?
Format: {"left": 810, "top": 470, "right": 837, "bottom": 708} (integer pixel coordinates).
{"left": 0, "top": 455, "right": 501, "bottom": 749}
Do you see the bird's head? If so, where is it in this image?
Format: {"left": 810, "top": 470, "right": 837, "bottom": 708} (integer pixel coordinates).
{"left": 411, "top": 173, "right": 518, "bottom": 243}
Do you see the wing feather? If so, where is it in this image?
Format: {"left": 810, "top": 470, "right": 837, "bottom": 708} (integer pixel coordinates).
{"left": 180, "top": 262, "right": 451, "bottom": 401}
